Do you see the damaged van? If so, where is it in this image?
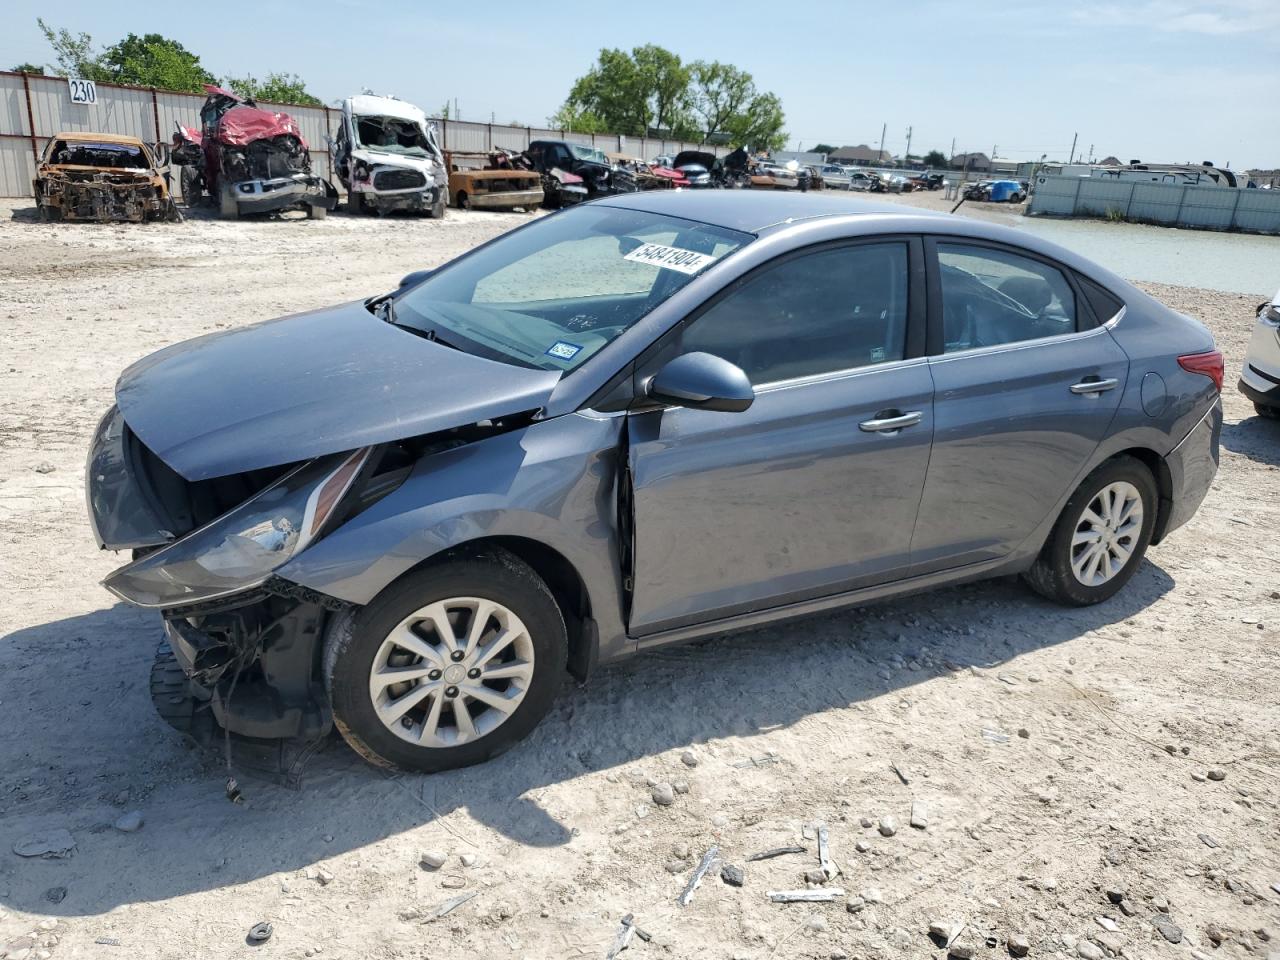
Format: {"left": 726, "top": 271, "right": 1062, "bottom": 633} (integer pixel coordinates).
{"left": 331, "top": 95, "right": 448, "bottom": 217}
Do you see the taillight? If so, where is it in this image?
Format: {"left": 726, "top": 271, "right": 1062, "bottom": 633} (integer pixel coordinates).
{"left": 1178, "top": 350, "right": 1224, "bottom": 392}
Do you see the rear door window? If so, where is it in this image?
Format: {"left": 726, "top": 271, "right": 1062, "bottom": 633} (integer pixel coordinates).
{"left": 936, "top": 243, "right": 1077, "bottom": 353}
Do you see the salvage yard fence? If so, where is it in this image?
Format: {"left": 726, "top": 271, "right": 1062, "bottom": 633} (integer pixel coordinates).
{"left": 1027, "top": 174, "right": 1280, "bottom": 235}
{"left": 0, "top": 71, "right": 730, "bottom": 200}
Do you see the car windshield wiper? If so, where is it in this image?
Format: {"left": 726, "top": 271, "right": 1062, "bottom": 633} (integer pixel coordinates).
{"left": 375, "top": 296, "right": 398, "bottom": 326}
{"left": 377, "top": 297, "right": 462, "bottom": 351}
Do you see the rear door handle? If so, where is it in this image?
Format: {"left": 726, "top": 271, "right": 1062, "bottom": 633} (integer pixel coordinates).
{"left": 1070, "top": 377, "right": 1119, "bottom": 395}
{"left": 859, "top": 410, "right": 923, "bottom": 433}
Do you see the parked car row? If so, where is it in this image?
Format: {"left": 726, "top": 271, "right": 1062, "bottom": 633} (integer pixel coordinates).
{"left": 963, "top": 179, "right": 1030, "bottom": 203}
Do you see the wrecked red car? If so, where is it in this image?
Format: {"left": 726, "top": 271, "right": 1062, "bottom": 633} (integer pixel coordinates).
{"left": 173, "top": 85, "right": 337, "bottom": 219}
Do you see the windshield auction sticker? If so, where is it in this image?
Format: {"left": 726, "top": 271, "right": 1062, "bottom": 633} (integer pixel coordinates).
{"left": 623, "top": 242, "right": 717, "bottom": 275}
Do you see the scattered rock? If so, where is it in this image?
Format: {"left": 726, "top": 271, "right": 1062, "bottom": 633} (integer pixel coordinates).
{"left": 878, "top": 816, "right": 898, "bottom": 837}
{"left": 1118, "top": 900, "right": 1137, "bottom": 917}
{"left": 440, "top": 875, "right": 467, "bottom": 889}
{"left": 855, "top": 840, "right": 871, "bottom": 853}
{"left": 1152, "top": 896, "right": 1169, "bottom": 913}
{"left": 910, "top": 801, "right": 928, "bottom": 829}
{"left": 664, "top": 860, "right": 685, "bottom": 874}
{"left": 1207, "top": 769, "right": 1227, "bottom": 781}
{"left": 459, "top": 853, "right": 478, "bottom": 868}
{"left": 1096, "top": 917, "right": 1118, "bottom": 932}
{"left": 801, "top": 823, "right": 818, "bottom": 841}
{"left": 861, "top": 887, "right": 884, "bottom": 904}
{"left": 1154, "top": 919, "right": 1183, "bottom": 944}
{"left": 419, "top": 850, "right": 447, "bottom": 870}
{"left": 34, "top": 462, "right": 55, "bottom": 474}
{"left": 1205, "top": 923, "right": 1225, "bottom": 945}
{"left": 804, "top": 869, "right": 827, "bottom": 885}
{"left": 671, "top": 841, "right": 691, "bottom": 860}
{"left": 1008, "top": 934, "right": 1031, "bottom": 957}
{"left": 651, "top": 782, "right": 676, "bottom": 806}
{"left": 929, "top": 921, "right": 953, "bottom": 940}
{"left": 950, "top": 944, "right": 975, "bottom": 960}
{"left": 721, "top": 863, "right": 744, "bottom": 887}
{"left": 680, "top": 750, "right": 698, "bottom": 767}
{"left": 1077, "top": 942, "right": 1104, "bottom": 960}
{"left": 846, "top": 896, "right": 867, "bottom": 913}
{"left": 1105, "top": 888, "right": 1125, "bottom": 904}
{"left": 859, "top": 817, "right": 874, "bottom": 828}
{"left": 12, "top": 830, "right": 76, "bottom": 859}
{"left": 673, "top": 779, "right": 690, "bottom": 795}
{"left": 113, "top": 810, "right": 144, "bottom": 833}
{"left": 315, "top": 867, "right": 334, "bottom": 886}
{"left": 805, "top": 914, "right": 828, "bottom": 934}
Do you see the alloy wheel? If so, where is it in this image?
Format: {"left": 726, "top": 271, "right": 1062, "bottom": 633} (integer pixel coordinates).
{"left": 368, "top": 597, "right": 535, "bottom": 748}
{"left": 1070, "top": 481, "right": 1144, "bottom": 587}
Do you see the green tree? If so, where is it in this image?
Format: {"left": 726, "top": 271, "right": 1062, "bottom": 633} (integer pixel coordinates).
{"left": 922, "top": 149, "right": 947, "bottom": 168}
{"left": 548, "top": 104, "right": 607, "bottom": 134}
{"left": 36, "top": 18, "right": 109, "bottom": 80}
{"left": 689, "top": 62, "right": 786, "bottom": 150}
{"left": 11, "top": 62, "right": 46, "bottom": 75}
{"left": 558, "top": 45, "right": 695, "bottom": 138}
{"left": 811, "top": 143, "right": 836, "bottom": 155}
{"left": 225, "top": 73, "right": 321, "bottom": 106}
{"left": 100, "top": 33, "right": 215, "bottom": 91}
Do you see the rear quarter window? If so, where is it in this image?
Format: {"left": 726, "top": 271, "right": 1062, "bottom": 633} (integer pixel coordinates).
{"left": 1076, "top": 275, "right": 1126, "bottom": 327}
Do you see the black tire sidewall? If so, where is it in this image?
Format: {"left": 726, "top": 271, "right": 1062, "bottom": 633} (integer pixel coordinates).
{"left": 1037, "top": 457, "right": 1158, "bottom": 606}
{"left": 327, "top": 554, "right": 567, "bottom": 772}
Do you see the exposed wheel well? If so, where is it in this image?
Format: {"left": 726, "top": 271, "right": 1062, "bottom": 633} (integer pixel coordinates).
{"left": 1108, "top": 447, "right": 1174, "bottom": 544}
{"left": 419, "top": 537, "right": 596, "bottom": 682}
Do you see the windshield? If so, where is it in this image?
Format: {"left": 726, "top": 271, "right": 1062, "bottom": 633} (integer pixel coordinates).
{"left": 394, "top": 205, "right": 752, "bottom": 372}
{"left": 50, "top": 140, "right": 147, "bottom": 168}
{"left": 354, "top": 115, "right": 431, "bottom": 157}
{"left": 568, "top": 144, "right": 608, "bottom": 164}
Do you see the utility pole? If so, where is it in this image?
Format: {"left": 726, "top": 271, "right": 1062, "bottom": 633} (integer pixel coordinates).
{"left": 879, "top": 122, "right": 887, "bottom": 161}
{"left": 454, "top": 97, "right": 460, "bottom": 121}
{"left": 1069, "top": 131, "right": 1078, "bottom": 164}
{"left": 950, "top": 137, "right": 955, "bottom": 164}
{"left": 904, "top": 125, "right": 913, "bottom": 163}
{"left": 1088, "top": 143, "right": 1094, "bottom": 163}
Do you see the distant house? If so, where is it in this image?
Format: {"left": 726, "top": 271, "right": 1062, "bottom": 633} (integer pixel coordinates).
{"left": 951, "top": 152, "right": 991, "bottom": 172}
{"left": 830, "top": 144, "right": 891, "bottom": 166}
{"left": 1099, "top": 156, "right": 1121, "bottom": 166}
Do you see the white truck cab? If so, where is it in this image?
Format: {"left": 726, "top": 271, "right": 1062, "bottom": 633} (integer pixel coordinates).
{"left": 331, "top": 95, "right": 448, "bottom": 217}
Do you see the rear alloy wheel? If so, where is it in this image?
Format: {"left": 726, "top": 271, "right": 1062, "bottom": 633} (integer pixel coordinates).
{"left": 325, "top": 551, "right": 567, "bottom": 772}
{"left": 1023, "top": 456, "right": 1157, "bottom": 606}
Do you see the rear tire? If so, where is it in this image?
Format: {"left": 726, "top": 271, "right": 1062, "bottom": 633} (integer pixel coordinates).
{"left": 1022, "top": 455, "right": 1157, "bottom": 606}
{"left": 347, "top": 191, "right": 365, "bottom": 215}
{"left": 456, "top": 190, "right": 470, "bottom": 210}
{"left": 1255, "top": 401, "right": 1280, "bottom": 420}
{"left": 324, "top": 550, "right": 568, "bottom": 772}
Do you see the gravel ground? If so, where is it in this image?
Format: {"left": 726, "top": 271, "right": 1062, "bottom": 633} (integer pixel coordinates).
{"left": 0, "top": 197, "right": 1277, "bottom": 960}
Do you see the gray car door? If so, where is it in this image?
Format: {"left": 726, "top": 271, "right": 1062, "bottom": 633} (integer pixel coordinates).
{"left": 625, "top": 239, "right": 934, "bottom": 636}
{"left": 909, "top": 238, "right": 1129, "bottom": 574}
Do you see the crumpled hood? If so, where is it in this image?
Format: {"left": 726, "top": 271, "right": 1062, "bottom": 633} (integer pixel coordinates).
{"left": 115, "top": 301, "right": 562, "bottom": 482}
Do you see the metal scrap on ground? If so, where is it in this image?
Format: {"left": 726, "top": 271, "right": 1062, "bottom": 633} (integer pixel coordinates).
{"left": 747, "top": 846, "right": 807, "bottom": 862}
{"left": 767, "top": 888, "right": 846, "bottom": 903}
{"left": 817, "top": 823, "right": 840, "bottom": 880}
{"left": 677, "top": 846, "right": 720, "bottom": 907}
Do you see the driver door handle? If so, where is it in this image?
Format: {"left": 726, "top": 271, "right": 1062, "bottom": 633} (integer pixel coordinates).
{"left": 859, "top": 410, "right": 923, "bottom": 433}
{"left": 1070, "top": 377, "right": 1119, "bottom": 395}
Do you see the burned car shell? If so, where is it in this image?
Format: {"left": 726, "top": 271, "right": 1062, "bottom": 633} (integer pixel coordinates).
{"left": 34, "top": 132, "right": 180, "bottom": 223}
{"left": 332, "top": 95, "right": 448, "bottom": 216}
{"left": 175, "top": 85, "right": 337, "bottom": 218}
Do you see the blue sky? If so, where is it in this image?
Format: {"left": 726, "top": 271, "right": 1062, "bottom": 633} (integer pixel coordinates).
{"left": 4, "top": 0, "right": 1277, "bottom": 169}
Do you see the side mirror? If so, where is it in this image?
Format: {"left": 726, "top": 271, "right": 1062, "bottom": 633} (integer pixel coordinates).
{"left": 647, "top": 352, "right": 754, "bottom": 413}
{"left": 398, "top": 269, "right": 434, "bottom": 290}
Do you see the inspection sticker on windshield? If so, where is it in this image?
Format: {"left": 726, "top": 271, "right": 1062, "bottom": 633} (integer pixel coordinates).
{"left": 545, "top": 341, "right": 583, "bottom": 361}
{"left": 623, "top": 242, "right": 717, "bottom": 275}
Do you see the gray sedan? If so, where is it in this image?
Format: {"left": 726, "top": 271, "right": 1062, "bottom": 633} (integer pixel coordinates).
{"left": 88, "top": 192, "right": 1222, "bottom": 773}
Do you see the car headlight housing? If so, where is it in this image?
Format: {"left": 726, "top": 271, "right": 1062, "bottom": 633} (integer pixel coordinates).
{"left": 103, "top": 447, "right": 372, "bottom": 608}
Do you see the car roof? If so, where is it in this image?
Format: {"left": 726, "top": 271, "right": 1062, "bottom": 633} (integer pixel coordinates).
{"left": 593, "top": 189, "right": 942, "bottom": 234}
{"left": 51, "top": 131, "right": 146, "bottom": 146}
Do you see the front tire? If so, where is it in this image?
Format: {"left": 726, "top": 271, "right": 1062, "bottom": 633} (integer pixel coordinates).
{"left": 1023, "top": 456, "right": 1157, "bottom": 606}
{"left": 325, "top": 550, "right": 567, "bottom": 772}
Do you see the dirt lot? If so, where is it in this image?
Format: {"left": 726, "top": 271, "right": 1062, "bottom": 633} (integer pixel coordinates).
{"left": 0, "top": 196, "right": 1277, "bottom": 960}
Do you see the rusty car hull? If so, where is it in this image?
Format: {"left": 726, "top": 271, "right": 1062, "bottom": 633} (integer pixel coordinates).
{"left": 34, "top": 132, "right": 180, "bottom": 224}
{"left": 448, "top": 167, "right": 543, "bottom": 210}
